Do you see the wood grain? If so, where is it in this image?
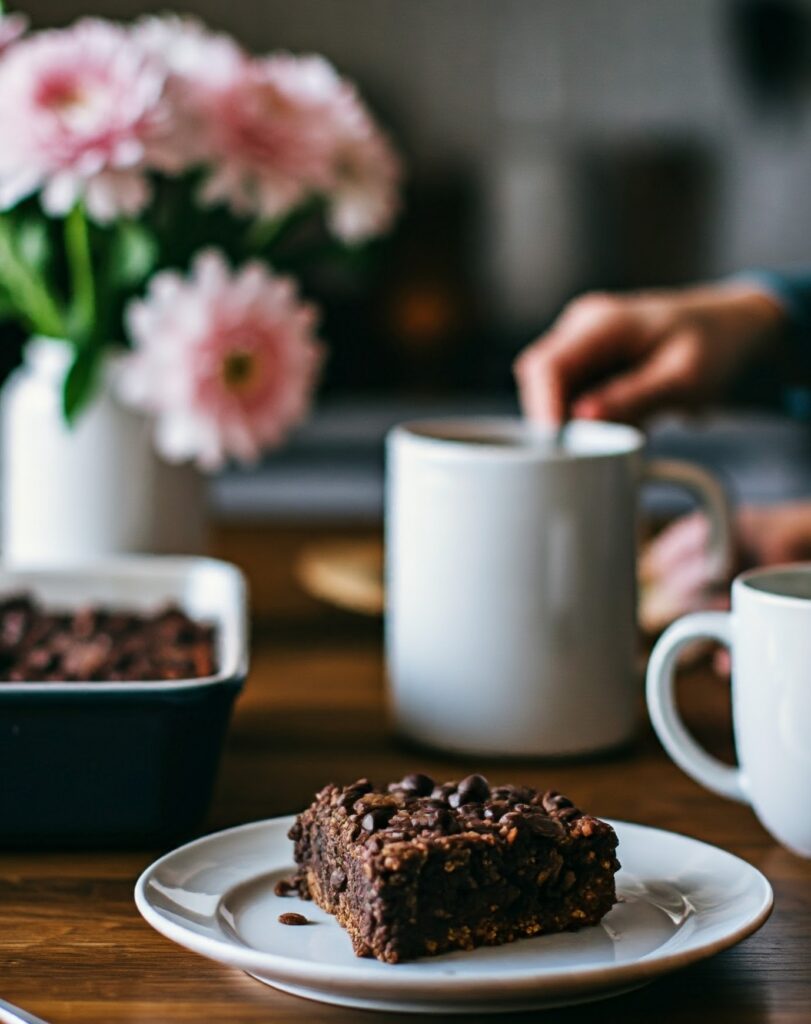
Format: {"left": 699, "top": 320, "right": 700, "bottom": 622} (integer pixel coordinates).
{"left": 1, "top": 526, "right": 809, "bottom": 1023}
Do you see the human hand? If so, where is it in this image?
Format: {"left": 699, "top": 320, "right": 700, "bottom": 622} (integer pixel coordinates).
{"left": 736, "top": 501, "right": 811, "bottom": 565}
{"left": 639, "top": 500, "right": 811, "bottom": 635}
{"left": 515, "top": 283, "right": 786, "bottom": 424}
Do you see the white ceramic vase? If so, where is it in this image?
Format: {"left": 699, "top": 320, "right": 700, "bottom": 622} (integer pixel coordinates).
{"left": 0, "top": 338, "right": 206, "bottom": 564}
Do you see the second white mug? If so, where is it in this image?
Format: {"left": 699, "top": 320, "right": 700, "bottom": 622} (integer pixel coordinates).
{"left": 385, "top": 417, "right": 731, "bottom": 758}
{"left": 647, "top": 563, "right": 811, "bottom": 857}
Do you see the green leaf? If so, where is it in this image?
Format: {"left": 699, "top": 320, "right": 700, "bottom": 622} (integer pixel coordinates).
{"left": 0, "top": 275, "right": 14, "bottom": 318}
{"left": 108, "top": 221, "right": 159, "bottom": 290}
{"left": 16, "top": 219, "right": 51, "bottom": 274}
{"left": 0, "top": 216, "right": 64, "bottom": 338}
{"left": 62, "top": 344, "right": 101, "bottom": 425}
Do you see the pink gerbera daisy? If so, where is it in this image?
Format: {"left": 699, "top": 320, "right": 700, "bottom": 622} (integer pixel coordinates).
{"left": 0, "top": 18, "right": 179, "bottom": 221}
{"left": 119, "top": 249, "right": 323, "bottom": 469}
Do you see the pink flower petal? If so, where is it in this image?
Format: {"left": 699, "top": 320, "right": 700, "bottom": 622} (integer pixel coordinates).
{"left": 0, "top": 18, "right": 186, "bottom": 220}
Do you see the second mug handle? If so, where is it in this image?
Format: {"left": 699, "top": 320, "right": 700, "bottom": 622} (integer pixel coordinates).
{"left": 643, "top": 459, "right": 734, "bottom": 583}
{"left": 646, "top": 611, "right": 748, "bottom": 803}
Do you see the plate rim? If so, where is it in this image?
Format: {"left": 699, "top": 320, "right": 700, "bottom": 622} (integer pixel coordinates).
{"left": 134, "top": 815, "right": 773, "bottom": 999}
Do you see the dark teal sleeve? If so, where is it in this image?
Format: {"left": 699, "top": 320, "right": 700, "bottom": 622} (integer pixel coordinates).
{"left": 735, "top": 269, "right": 811, "bottom": 418}
{"left": 737, "top": 269, "right": 811, "bottom": 341}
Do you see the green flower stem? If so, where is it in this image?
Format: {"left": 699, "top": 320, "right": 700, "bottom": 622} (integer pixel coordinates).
{"left": 0, "top": 218, "right": 64, "bottom": 338}
{"left": 64, "top": 202, "right": 96, "bottom": 343}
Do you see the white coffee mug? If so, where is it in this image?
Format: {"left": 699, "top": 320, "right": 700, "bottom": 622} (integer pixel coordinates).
{"left": 647, "top": 564, "right": 811, "bottom": 857}
{"left": 386, "top": 417, "right": 732, "bottom": 757}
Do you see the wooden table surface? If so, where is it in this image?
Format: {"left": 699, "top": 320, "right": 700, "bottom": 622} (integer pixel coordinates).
{"left": 1, "top": 527, "right": 809, "bottom": 1024}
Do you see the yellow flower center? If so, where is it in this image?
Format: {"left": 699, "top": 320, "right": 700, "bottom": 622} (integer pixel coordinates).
{"left": 43, "top": 78, "right": 87, "bottom": 114}
{"left": 222, "top": 350, "right": 258, "bottom": 392}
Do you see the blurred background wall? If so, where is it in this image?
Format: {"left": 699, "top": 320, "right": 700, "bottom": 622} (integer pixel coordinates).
{"left": 21, "top": 0, "right": 811, "bottom": 387}
{"left": 13, "top": 0, "right": 811, "bottom": 515}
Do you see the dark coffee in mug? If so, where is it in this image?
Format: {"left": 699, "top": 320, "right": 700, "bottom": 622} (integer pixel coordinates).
{"left": 437, "top": 435, "right": 525, "bottom": 447}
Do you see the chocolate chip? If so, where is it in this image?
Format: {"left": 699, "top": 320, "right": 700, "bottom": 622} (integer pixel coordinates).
{"left": 361, "top": 806, "right": 396, "bottom": 832}
{"left": 498, "top": 810, "right": 524, "bottom": 829}
{"left": 523, "top": 813, "right": 566, "bottom": 839}
{"left": 274, "top": 878, "right": 296, "bottom": 897}
{"left": 278, "top": 912, "right": 309, "bottom": 925}
{"left": 390, "top": 772, "right": 434, "bottom": 796}
{"left": 456, "top": 774, "right": 491, "bottom": 804}
{"left": 337, "top": 780, "right": 373, "bottom": 811}
{"left": 338, "top": 789, "right": 362, "bottom": 811}
{"left": 541, "top": 790, "right": 574, "bottom": 813}
{"left": 555, "top": 805, "right": 581, "bottom": 822}
{"left": 430, "top": 783, "right": 456, "bottom": 803}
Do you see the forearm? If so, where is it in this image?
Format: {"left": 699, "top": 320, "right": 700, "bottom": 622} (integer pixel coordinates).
{"left": 734, "top": 269, "right": 811, "bottom": 342}
{"left": 678, "top": 279, "right": 786, "bottom": 355}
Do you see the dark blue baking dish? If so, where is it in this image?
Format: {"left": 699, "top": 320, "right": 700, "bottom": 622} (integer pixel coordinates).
{"left": 0, "top": 557, "right": 248, "bottom": 848}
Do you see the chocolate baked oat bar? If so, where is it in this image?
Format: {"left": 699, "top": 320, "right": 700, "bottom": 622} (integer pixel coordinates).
{"left": 286, "top": 773, "right": 619, "bottom": 963}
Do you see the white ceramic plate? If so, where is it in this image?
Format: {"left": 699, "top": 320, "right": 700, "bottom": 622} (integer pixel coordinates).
{"left": 135, "top": 816, "right": 772, "bottom": 1014}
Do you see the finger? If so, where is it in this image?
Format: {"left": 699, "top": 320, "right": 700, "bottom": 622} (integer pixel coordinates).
{"left": 639, "top": 571, "right": 708, "bottom": 633}
{"left": 651, "top": 553, "right": 720, "bottom": 602}
{"left": 713, "top": 647, "right": 732, "bottom": 677}
{"left": 639, "top": 573, "right": 730, "bottom": 635}
{"left": 515, "top": 295, "right": 638, "bottom": 422}
{"left": 639, "top": 512, "right": 710, "bottom": 582}
{"left": 571, "top": 329, "right": 701, "bottom": 423}
{"left": 758, "top": 527, "right": 811, "bottom": 565}
{"left": 735, "top": 505, "right": 770, "bottom": 565}
{"left": 514, "top": 350, "right": 566, "bottom": 422}
{"left": 737, "top": 502, "right": 811, "bottom": 565}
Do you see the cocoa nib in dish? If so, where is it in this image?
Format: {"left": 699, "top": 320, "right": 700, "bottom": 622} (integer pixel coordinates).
{"left": 0, "top": 594, "right": 217, "bottom": 682}
{"left": 286, "top": 774, "right": 620, "bottom": 963}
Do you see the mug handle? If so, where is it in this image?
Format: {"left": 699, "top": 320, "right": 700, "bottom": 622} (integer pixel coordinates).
{"left": 646, "top": 611, "right": 748, "bottom": 802}
{"left": 643, "top": 459, "right": 733, "bottom": 582}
